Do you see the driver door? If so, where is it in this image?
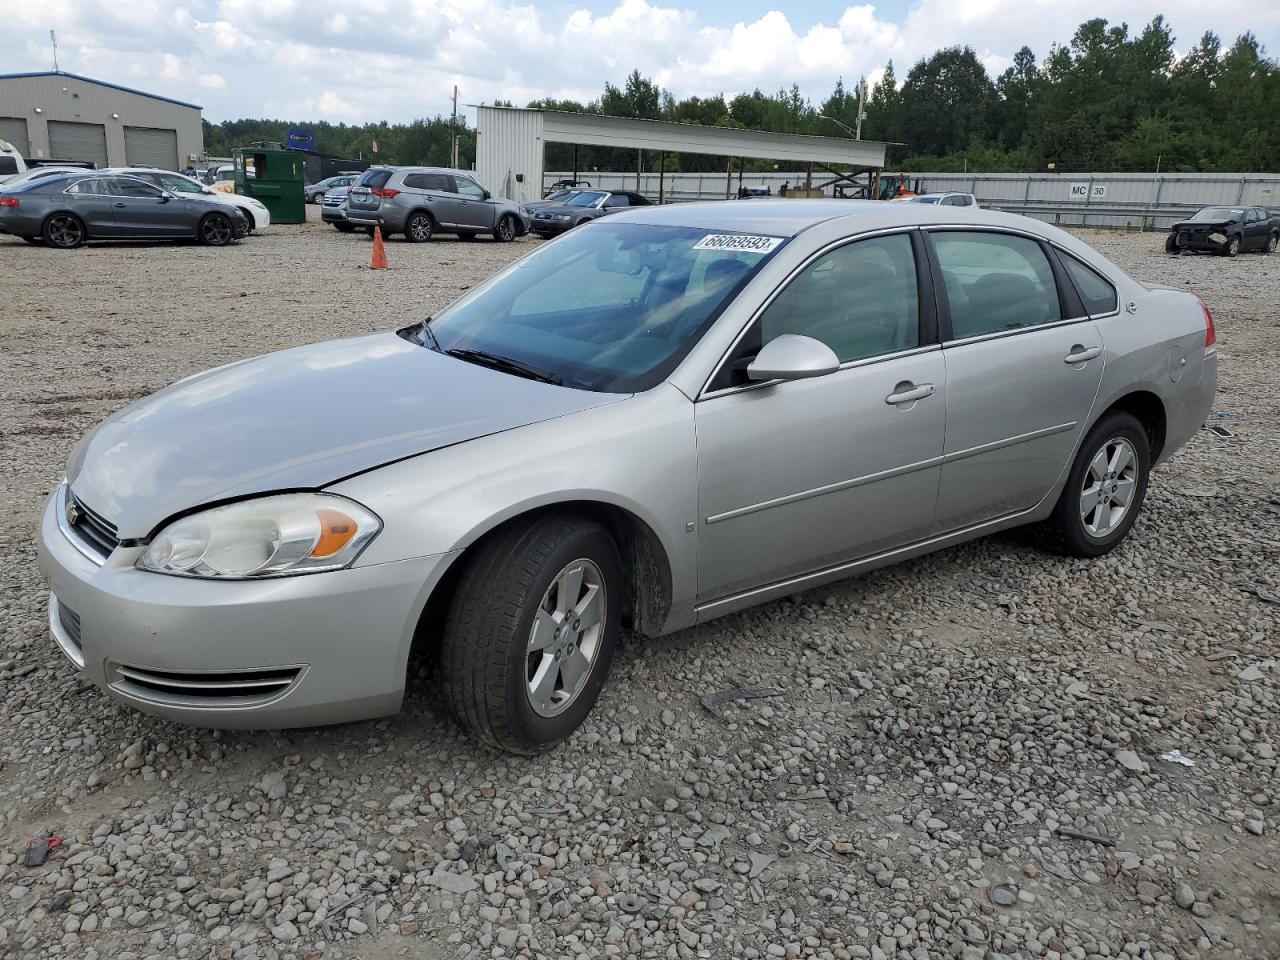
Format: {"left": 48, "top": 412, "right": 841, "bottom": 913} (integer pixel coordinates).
{"left": 107, "top": 178, "right": 186, "bottom": 238}
{"left": 695, "top": 231, "right": 946, "bottom": 603}
{"left": 452, "top": 176, "right": 495, "bottom": 230}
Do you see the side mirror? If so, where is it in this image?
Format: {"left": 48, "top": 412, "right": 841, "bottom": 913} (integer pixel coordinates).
{"left": 482, "top": 189, "right": 491, "bottom": 200}
{"left": 747, "top": 335, "right": 840, "bottom": 382}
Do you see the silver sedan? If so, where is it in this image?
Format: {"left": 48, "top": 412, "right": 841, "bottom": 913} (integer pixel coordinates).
{"left": 38, "top": 201, "right": 1217, "bottom": 752}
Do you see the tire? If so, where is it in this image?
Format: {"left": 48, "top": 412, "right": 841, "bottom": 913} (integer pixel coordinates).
{"left": 22, "top": 235, "right": 42, "bottom": 245}
{"left": 42, "top": 213, "right": 86, "bottom": 249}
{"left": 1264, "top": 232, "right": 1278, "bottom": 255}
{"left": 441, "top": 515, "right": 622, "bottom": 754}
{"left": 575, "top": 219, "right": 590, "bottom": 228}
{"left": 1039, "top": 411, "right": 1150, "bottom": 558}
{"left": 334, "top": 223, "right": 355, "bottom": 232}
{"left": 493, "top": 214, "right": 517, "bottom": 242}
{"left": 241, "top": 209, "right": 256, "bottom": 232}
{"left": 1164, "top": 233, "right": 1180, "bottom": 255}
{"left": 1223, "top": 235, "right": 1241, "bottom": 257}
{"left": 198, "top": 212, "right": 234, "bottom": 246}
{"left": 404, "top": 212, "right": 434, "bottom": 243}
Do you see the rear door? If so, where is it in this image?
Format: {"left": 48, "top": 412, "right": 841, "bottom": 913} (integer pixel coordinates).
{"left": 64, "top": 179, "right": 120, "bottom": 236}
{"left": 1245, "top": 208, "right": 1269, "bottom": 249}
{"left": 928, "top": 229, "right": 1104, "bottom": 531}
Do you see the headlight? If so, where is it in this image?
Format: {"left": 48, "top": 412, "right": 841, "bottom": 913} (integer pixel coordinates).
{"left": 137, "top": 493, "right": 380, "bottom": 579}
{"left": 553, "top": 214, "right": 571, "bottom": 222}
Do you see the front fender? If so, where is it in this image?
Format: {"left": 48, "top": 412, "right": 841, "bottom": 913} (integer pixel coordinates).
{"left": 329, "top": 384, "right": 699, "bottom": 631}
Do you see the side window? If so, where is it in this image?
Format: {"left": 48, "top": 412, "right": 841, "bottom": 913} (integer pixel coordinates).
{"left": 454, "top": 178, "right": 486, "bottom": 199}
{"left": 940, "top": 195, "right": 961, "bottom": 206}
{"left": 423, "top": 173, "right": 452, "bottom": 192}
{"left": 114, "top": 178, "right": 165, "bottom": 198}
{"left": 68, "top": 179, "right": 100, "bottom": 195}
{"left": 1060, "top": 252, "right": 1119, "bottom": 315}
{"left": 402, "top": 174, "right": 425, "bottom": 189}
{"left": 604, "top": 195, "right": 630, "bottom": 209}
{"left": 758, "top": 233, "right": 919, "bottom": 364}
{"left": 932, "top": 231, "right": 1061, "bottom": 339}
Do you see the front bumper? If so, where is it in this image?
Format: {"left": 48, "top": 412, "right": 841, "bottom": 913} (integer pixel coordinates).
{"left": 321, "top": 205, "right": 348, "bottom": 224}
{"left": 530, "top": 218, "right": 573, "bottom": 236}
{"left": 1172, "top": 228, "right": 1231, "bottom": 252}
{"left": 37, "top": 485, "right": 454, "bottom": 729}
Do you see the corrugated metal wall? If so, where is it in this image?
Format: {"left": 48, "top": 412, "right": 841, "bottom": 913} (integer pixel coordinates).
{"left": 0, "top": 73, "right": 203, "bottom": 168}
{"left": 476, "top": 107, "right": 545, "bottom": 205}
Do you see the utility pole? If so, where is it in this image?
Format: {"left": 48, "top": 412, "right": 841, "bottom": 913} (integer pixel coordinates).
{"left": 450, "top": 85, "right": 459, "bottom": 169}
{"left": 855, "top": 77, "right": 865, "bottom": 140}
{"left": 50, "top": 30, "right": 59, "bottom": 72}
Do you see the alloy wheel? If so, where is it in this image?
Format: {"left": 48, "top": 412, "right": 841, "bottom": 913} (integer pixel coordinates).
{"left": 409, "top": 215, "right": 432, "bottom": 242}
{"left": 497, "top": 216, "right": 515, "bottom": 241}
{"left": 201, "top": 215, "right": 232, "bottom": 245}
{"left": 46, "top": 215, "right": 84, "bottom": 248}
{"left": 1079, "top": 437, "right": 1138, "bottom": 539}
{"left": 526, "top": 558, "right": 606, "bottom": 718}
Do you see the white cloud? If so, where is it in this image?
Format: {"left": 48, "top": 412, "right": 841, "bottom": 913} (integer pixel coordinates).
{"left": 0, "top": 0, "right": 1274, "bottom": 123}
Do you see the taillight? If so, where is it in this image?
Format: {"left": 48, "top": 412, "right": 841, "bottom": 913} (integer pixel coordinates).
{"left": 372, "top": 188, "right": 399, "bottom": 199}
{"left": 0, "top": 196, "right": 18, "bottom": 207}
{"left": 1195, "top": 295, "right": 1216, "bottom": 348}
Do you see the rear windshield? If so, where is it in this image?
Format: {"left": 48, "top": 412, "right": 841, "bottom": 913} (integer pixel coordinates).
{"left": 414, "top": 222, "right": 787, "bottom": 393}
{"left": 359, "top": 169, "right": 393, "bottom": 189}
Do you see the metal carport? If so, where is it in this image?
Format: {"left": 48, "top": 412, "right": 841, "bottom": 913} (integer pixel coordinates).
{"left": 475, "top": 106, "right": 888, "bottom": 205}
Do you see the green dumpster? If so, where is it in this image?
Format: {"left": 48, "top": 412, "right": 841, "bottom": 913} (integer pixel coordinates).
{"left": 233, "top": 145, "right": 305, "bottom": 224}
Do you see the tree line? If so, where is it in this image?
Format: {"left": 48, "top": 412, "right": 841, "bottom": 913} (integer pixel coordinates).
{"left": 201, "top": 16, "right": 1279, "bottom": 174}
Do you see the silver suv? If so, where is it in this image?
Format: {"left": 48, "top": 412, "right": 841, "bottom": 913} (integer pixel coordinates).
{"left": 344, "top": 166, "right": 530, "bottom": 242}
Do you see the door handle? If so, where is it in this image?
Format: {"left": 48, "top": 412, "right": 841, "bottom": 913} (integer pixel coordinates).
{"left": 113, "top": 202, "right": 127, "bottom": 208}
{"left": 885, "top": 382, "right": 935, "bottom": 405}
{"left": 1064, "top": 345, "right": 1101, "bottom": 364}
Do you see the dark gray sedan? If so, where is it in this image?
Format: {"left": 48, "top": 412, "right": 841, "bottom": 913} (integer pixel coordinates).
{"left": 528, "top": 190, "right": 651, "bottom": 237}
{"left": 0, "top": 174, "right": 248, "bottom": 248}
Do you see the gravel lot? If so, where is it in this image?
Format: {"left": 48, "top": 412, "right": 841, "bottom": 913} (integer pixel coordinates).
{"left": 1, "top": 210, "right": 1277, "bottom": 960}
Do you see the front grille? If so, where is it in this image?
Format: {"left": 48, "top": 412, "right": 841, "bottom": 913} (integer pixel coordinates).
{"left": 64, "top": 489, "right": 120, "bottom": 561}
{"left": 109, "top": 663, "right": 303, "bottom": 708}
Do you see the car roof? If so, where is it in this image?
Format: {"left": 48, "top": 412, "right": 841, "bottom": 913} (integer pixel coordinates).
{"left": 610, "top": 198, "right": 1056, "bottom": 239}
{"left": 392, "top": 166, "right": 476, "bottom": 177}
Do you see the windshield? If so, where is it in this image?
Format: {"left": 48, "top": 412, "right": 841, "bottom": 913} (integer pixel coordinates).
{"left": 414, "top": 222, "right": 786, "bottom": 392}
{"left": 910, "top": 195, "right": 941, "bottom": 204}
{"left": 1191, "top": 207, "right": 1244, "bottom": 222}
{"left": 566, "top": 191, "right": 606, "bottom": 207}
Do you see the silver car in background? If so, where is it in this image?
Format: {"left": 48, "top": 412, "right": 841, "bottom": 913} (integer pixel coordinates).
{"left": 38, "top": 201, "right": 1216, "bottom": 752}
{"left": 344, "top": 166, "right": 529, "bottom": 242}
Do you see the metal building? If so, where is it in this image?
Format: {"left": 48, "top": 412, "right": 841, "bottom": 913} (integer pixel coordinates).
{"left": 0, "top": 71, "right": 203, "bottom": 170}
{"left": 475, "top": 106, "right": 888, "bottom": 204}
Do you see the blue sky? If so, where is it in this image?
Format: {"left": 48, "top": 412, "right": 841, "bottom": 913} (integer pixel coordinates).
{"left": 2, "top": 1, "right": 1276, "bottom": 123}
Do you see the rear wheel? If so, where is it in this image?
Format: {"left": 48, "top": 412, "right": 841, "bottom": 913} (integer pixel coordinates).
{"left": 198, "top": 213, "right": 234, "bottom": 246}
{"left": 441, "top": 515, "right": 622, "bottom": 754}
{"left": 493, "top": 214, "right": 517, "bottom": 242}
{"left": 1265, "top": 232, "right": 1278, "bottom": 255}
{"left": 404, "top": 212, "right": 434, "bottom": 242}
{"left": 1038, "top": 411, "right": 1150, "bottom": 558}
{"left": 42, "top": 213, "right": 86, "bottom": 249}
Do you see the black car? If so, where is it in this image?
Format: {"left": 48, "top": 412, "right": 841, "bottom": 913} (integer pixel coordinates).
{"left": 544, "top": 178, "right": 591, "bottom": 197}
{"left": 0, "top": 174, "right": 249, "bottom": 248}
{"left": 1167, "top": 206, "right": 1278, "bottom": 256}
{"left": 529, "top": 190, "right": 651, "bottom": 237}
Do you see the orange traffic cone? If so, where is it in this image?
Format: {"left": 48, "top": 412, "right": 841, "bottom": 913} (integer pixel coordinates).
{"left": 370, "top": 226, "right": 388, "bottom": 270}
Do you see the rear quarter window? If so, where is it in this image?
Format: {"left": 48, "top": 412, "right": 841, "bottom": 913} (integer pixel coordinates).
{"left": 1061, "top": 253, "right": 1118, "bottom": 316}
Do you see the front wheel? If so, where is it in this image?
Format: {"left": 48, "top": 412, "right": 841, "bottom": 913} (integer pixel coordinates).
{"left": 441, "top": 516, "right": 622, "bottom": 754}
{"left": 1223, "top": 236, "right": 1241, "bottom": 257}
{"left": 198, "top": 213, "right": 234, "bottom": 246}
{"left": 1039, "top": 412, "right": 1150, "bottom": 558}
{"left": 1164, "top": 233, "right": 1180, "bottom": 255}
{"left": 493, "top": 214, "right": 517, "bottom": 242}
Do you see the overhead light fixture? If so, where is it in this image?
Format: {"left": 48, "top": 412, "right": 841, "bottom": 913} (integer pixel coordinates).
{"left": 34, "top": 107, "right": 43, "bottom": 113}
{"left": 112, "top": 113, "right": 120, "bottom": 119}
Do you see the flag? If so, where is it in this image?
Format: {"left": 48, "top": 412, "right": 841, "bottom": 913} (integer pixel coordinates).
{"left": 371, "top": 137, "right": 380, "bottom": 154}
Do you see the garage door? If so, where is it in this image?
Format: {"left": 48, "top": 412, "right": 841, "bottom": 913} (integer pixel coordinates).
{"left": 0, "top": 117, "right": 30, "bottom": 157}
{"left": 124, "top": 126, "right": 179, "bottom": 171}
{"left": 47, "top": 121, "right": 108, "bottom": 168}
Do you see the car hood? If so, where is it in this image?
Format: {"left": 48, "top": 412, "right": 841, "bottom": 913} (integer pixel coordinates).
{"left": 67, "top": 333, "right": 621, "bottom": 538}
{"left": 1172, "top": 219, "right": 1235, "bottom": 230}
{"left": 532, "top": 203, "right": 597, "bottom": 216}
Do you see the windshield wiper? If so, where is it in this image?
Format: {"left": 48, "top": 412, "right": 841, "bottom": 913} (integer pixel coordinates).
{"left": 416, "top": 317, "right": 441, "bottom": 352}
{"left": 446, "top": 348, "right": 563, "bottom": 386}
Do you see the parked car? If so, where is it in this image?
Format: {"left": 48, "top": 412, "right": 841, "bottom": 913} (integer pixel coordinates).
{"left": 907, "top": 192, "right": 979, "bottom": 208}
{"left": 203, "top": 164, "right": 235, "bottom": 185}
{"left": 104, "top": 167, "right": 271, "bottom": 232}
{"left": 737, "top": 186, "right": 772, "bottom": 199}
{"left": 0, "top": 165, "right": 92, "bottom": 191}
{"left": 0, "top": 173, "right": 249, "bottom": 248}
{"left": 545, "top": 178, "right": 591, "bottom": 196}
{"left": 306, "top": 175, "right": 360, "bottom": 204}
{"left": 522, "top": 189, "right": 581, "bottom": 215}
{"left": 1166, "top": 206, "right": 1277, "bottom": 256}
{"left": 37, "top": 200, "right": 1215, "bottom": 752}
{"left": 344, "top": 166, "right": 529, "bottom": 242}
{"left": 320, "top": 186, "right": 353, "bottom": 230}
{"left": 0, "top": 139, "right": 26, "bottom": 184}
{"left": 528, "top": 190, "right": 651, "bottom": 237}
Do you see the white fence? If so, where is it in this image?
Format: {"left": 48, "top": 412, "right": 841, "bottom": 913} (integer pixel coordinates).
{"left": 546, "top": 170, "right": 1280, "bottom": 229}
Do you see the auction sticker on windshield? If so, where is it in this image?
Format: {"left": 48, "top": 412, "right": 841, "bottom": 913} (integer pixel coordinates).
{"left": 693, "top": 234, "right": 785, "bottom": 253}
